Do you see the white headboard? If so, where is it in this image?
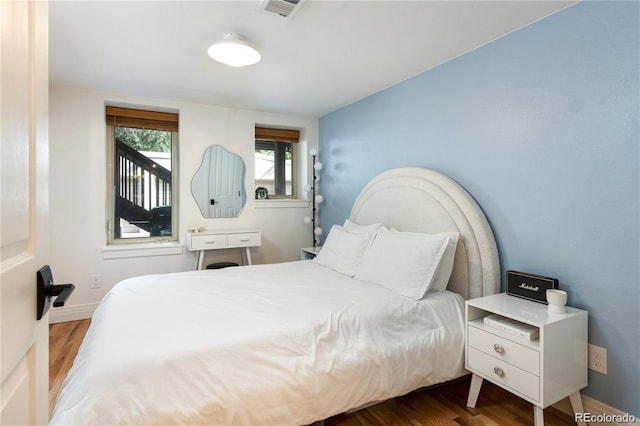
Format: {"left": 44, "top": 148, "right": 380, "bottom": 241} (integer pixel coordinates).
{"left": 349, "top": 167, "right": 500, "bottom": 300}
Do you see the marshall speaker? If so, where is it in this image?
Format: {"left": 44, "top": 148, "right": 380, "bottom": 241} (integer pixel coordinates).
{"left": 506, "top": 270, "right": 558, "bottom": 304}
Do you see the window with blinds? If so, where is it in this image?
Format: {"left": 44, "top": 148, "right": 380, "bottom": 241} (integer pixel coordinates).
{"left": 106, "top": 106, "right": 179, "bottom": 243}
{"left": 255, "top": 127, "right": 299, "bottom": 199}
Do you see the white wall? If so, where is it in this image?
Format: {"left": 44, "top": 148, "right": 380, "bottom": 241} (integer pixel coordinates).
{"left": 49, "top": 85, "right": 318, "bottom": 322}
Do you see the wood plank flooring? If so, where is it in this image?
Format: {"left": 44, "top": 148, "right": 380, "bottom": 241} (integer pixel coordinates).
{"left": 49, "top": 319, "right": 91, "bottom": 417}
{"left": 50, "top": 319, "right": 576, "bottom": 425}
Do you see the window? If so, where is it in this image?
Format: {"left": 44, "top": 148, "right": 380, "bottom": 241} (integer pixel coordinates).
{"left": 106, "top": 106, "right": 179, "bottom": 243}
{"left": 255, "top": 127, "right": 299, "bottom": 199}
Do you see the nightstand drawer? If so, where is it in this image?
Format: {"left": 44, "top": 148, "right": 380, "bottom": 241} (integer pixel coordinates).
{"left": 468, "top": 326, "right": 539, "bottom": 375}
{"left": 189, "top": 234, "right": 227, "bottom": 250}
{"left": 228, "top": 232, "right": 261, "bottom": 248}
{"left": 468, "top": 347, "right": 540, "bottom": 402}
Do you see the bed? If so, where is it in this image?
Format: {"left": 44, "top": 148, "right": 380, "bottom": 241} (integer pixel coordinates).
{"left": 50, "top": 167, "right": 500, "bottom": 425}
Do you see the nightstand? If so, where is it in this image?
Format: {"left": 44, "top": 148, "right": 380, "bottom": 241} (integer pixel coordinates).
{"left": 465, "top": 293, "right": 588, "bottom": 426}
{"left": 300, "top": 247, "right": 321, "bottom": 260}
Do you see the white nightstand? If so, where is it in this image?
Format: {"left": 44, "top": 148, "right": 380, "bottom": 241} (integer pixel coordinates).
{"left": 465, "top": 293, "right": 588, "bottom": 426}
{"left": 300, "top": 247, "right": 321, "bottom": 260}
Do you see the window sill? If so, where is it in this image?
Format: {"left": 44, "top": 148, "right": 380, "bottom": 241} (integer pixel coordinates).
{"left": 102, "top": 241, "right": 183, "bottom": 259}
{"left": 254, "top": 199, "right": 310, "bottom": 209}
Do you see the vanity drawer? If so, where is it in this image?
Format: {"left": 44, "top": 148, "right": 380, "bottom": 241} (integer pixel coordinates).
{"left": 468, "top": 326, "right": 540, "bottom": 375}
{"left": 468, "top": 347, "right": 540, "bottom": 402}
{"left": 228, "top": 232, "right": 261, "bottom": 248}
{"left": 189, "top": 234, "right": 227, "bottom": 250}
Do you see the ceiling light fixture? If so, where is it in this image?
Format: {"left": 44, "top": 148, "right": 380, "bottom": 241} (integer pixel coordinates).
{"left": 207, "top": 33, "right": 261, "bottom": 67}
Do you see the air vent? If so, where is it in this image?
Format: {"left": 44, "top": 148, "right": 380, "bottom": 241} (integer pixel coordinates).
{"left": 258, "top": 0, "right": 302, "bottom": 18}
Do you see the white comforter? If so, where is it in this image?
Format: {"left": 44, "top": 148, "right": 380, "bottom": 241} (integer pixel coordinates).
{"left": 51, "top": 261, "right": 466, "bottom": 425}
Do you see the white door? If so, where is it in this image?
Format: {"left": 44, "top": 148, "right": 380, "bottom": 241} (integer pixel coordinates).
{"left": 1, "top": 1, "right": 50, "bottom": 424}
{"left": 206, "top": 146, "right": 245, "bottom": 217}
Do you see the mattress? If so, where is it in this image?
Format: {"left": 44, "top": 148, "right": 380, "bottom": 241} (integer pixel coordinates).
{"left": 50, "top": 261, "right": 466, "bottom": 425}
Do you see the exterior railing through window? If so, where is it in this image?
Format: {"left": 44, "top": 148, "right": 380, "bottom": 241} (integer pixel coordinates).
{"left": 115, "top": 139, "right": 171, "bottom": 237}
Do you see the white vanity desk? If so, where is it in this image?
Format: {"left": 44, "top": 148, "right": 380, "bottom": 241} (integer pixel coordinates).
{"left": 186, "top": 229, "right": 261, "bottom": 270}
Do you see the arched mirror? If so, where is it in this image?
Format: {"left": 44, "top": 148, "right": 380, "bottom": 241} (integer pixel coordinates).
{"left": 191, "top": 145, "right": 246, "bottom": 218}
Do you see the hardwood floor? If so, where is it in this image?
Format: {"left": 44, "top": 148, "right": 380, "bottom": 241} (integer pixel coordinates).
{"left": 324, "top": 380, "right": 576, "bottom": 426}
{"left": 50, "top": 320, "right": 576, "bottom": 425}
{"left": 49, "top": 319, "right": 91, "bottom": 417}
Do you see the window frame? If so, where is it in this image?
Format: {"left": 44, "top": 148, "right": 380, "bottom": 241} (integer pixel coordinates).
{"left": 254, "top": 127, "right": 300, "bottom": 200}
{"left": 105, "top": 106, "right": 179, "bottom": 245}
{"left": 255, "top": 140, "right": 297, "bottom": 199}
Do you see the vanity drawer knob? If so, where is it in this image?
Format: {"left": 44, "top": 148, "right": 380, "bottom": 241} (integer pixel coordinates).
{"left": 493, "top": 344, "right": 505, "bottom": 355}
{"left": 493, "top": 367, "right": 505, "bottom": 378}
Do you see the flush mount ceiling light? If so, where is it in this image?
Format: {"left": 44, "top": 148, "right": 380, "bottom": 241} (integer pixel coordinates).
{"left": 207, "top": 33, "right": 261, "bottom": 67}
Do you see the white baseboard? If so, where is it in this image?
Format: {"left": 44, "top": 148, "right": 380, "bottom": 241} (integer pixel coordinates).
{"left": 553, "top": 395, "right": 639, "bottom": 425}
{"left": 49, "top": 302, "right": 98, "bottom": 324}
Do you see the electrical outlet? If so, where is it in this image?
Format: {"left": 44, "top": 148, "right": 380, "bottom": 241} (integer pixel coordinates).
{"left": 588, "top": 344, "right": 607, "bottom": 374}
{"left": 91, "top": 274, "right": 101, "bottom": 289}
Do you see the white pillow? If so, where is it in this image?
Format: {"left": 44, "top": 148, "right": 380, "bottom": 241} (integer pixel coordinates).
{"left": 313, "top": 225, "right": 377, "bottom": 277}
{"left": 378, "top": 229, "right": 460, "bottom": 292}
{"left": 343, "top": 219, "right": 382, "bottom": 233}
{"left": 354, "top": 229, "right": 451, "bottom": 300}
{"left": 429, "top": 232, "right": 460, "bottom": 292}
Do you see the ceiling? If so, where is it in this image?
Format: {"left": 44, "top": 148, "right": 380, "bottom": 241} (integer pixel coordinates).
{"left": 49, "top": 0, "right": 576, "bottom": 117}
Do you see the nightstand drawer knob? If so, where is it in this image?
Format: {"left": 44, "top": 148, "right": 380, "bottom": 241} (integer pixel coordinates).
{"left": 493, "top": 344, "right": 505, "bottom": 355}
{"left": 493, "top": 366, "right": 505, "bottom": 378}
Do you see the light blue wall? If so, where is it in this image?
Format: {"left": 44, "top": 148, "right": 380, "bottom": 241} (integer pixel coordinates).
{"left": 319, "top": 1, "right": 639, "bottom": 416}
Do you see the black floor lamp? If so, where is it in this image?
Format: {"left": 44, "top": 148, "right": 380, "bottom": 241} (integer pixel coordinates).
{"left": 303, "top": 148, "right": 323, "bottom": 247}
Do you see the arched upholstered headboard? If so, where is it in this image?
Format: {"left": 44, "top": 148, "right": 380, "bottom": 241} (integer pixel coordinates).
{"left": 349, "top": 167, "right": 500, "bottom": 299}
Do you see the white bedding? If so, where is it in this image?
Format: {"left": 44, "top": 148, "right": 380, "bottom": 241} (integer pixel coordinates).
{"left": 51, "top": 261, "right": 466, "bottom": 425}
